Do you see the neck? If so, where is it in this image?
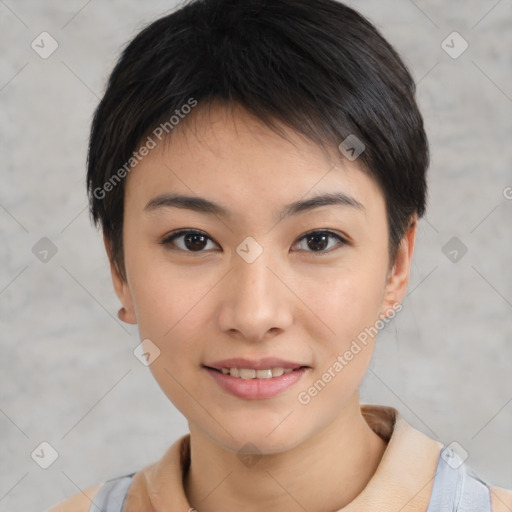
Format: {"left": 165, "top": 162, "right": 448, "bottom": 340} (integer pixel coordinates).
{"left": 183, "top": 397, "right": 388, "bottom": 512}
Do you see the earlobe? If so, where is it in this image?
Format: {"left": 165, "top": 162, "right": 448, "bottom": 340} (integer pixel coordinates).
{"left": 103, "top": 234, "right": 137, "bottom": 325}
{"left": 117, "top": 306, "right": 134, "bottom": 323}
{"left": 380, "top": 215, "right": 418, "bottom": 318}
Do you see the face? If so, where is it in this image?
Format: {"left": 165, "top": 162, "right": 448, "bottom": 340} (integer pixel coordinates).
{"left": 108, "top": 102, "right": 416, "bottom": 454}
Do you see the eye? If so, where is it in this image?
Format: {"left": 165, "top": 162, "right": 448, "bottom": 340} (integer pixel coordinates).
{"left": 160, "top": 229, "right": 347, "bottom": 255}
{"left": 292, "top": 230, "right": 347, "bottom": 255}
{"left": 160, "top": 229, "right": 219, "bottom": 252}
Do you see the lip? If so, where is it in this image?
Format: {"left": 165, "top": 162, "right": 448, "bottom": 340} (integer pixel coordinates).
{"left": 204, "top": 366, "right": 309, "bottom": 399}
{"left": 204, "top": 357, "right": 307, "bottom": 371}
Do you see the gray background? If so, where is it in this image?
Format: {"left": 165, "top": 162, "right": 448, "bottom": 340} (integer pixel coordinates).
{"left": 1, "top": 0, "right": 511, "bottom": 510}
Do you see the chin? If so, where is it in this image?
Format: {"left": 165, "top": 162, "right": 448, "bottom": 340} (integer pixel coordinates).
{"left": 202, "top": 417, "right": 311, "bottom": 457}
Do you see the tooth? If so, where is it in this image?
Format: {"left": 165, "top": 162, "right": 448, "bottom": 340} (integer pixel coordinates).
{"left": 256, "top": 369, "right": 273, "bottom": 379}
{"left": 239, "top": 369, "right": 256, "bottom": 379}
{"left": 221, "top": 367, "right": 297, "bottom": 378}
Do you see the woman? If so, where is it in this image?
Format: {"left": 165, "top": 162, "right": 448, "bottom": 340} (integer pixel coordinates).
{"left": 50, "top": 0, "right": 512, "bottom": 510}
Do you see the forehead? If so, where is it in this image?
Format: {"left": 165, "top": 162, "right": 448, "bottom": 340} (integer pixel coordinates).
{"left": 124, "top": 103, "right": 385, "bottom": 224}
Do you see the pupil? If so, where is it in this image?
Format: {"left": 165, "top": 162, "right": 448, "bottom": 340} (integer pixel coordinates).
{"left": 186, "top": 233, "right": 207, "bottom": 251}
{"left": 308, "top": 233, "right": 327, "bottom": 251}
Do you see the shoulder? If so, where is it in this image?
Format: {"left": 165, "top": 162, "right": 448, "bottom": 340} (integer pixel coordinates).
{"left": 45, "top": 464, "right": 157, "bottom": 511}
{"left": 46, "top": 482, "right": 105, "bottom": 512}
{"left": 46, "top": 471, "right": 150, "bottom": 512}
{"left": 489, "top": 485, "right": 512, "bottom": 512}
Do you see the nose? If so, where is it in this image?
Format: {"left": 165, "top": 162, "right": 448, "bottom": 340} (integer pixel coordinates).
{"left": 216, "top": 249, "right": 294, "bottom": 343}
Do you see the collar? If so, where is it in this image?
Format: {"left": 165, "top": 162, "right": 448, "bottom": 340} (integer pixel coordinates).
{"left": 138, "top": 404, "right": 444, "bottom": 511}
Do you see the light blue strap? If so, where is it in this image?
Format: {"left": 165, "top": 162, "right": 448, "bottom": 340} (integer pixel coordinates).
{"left": 425, "top": 447, "right": 491, "bottom": 512}
{"left": 458, "top": 465, "right": 492, "bottom": 512}
{"left": 88, "top": 474, "right": 134, "bottom": 512}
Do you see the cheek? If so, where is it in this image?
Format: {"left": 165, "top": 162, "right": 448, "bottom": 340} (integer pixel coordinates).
{"left": 301, "top": 262, "right": 386, "bottom": 352}
{"left": 128, "top": 267, "right": 212, "bottom": 416}
{"left": 126, "top": 258, "right": 223, "bottom": 412}
{"left": 292, "top": 269, "right": 385, "bottom": 417}
{"left": 126, "top": 247, "right": 217, "bottom": 338}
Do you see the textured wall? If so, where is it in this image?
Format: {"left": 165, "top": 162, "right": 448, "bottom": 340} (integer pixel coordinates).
{"left": 1, "top": 0, "right": 511, "bottom": 509}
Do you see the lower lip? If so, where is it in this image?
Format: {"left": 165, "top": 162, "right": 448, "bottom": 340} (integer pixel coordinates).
{"left": 204, "top": 367, "right": 308, "bottom": 399}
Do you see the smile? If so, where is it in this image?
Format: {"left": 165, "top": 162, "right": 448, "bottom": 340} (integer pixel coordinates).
{"left": 204, "top": 366, "right": 309, "bottom": 399}
{"left": 217, "top": 367, "right": 295, "bottom": 379}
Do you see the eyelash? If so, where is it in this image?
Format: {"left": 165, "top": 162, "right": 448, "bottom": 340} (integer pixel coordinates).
{"left": 160, "top": 229, "right": 348, "bottom": 256}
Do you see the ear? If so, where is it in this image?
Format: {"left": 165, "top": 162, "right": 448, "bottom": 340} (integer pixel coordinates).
{"left": 380, "top": 214, "right": 418, "bottom": 318}
{"left": 103, "top": 234, "right": 137, "bottom": 325}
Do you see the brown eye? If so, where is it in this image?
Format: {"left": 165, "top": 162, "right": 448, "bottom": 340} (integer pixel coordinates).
{"left": 160, "top": 229, "right": 347, "bottom": 255}
{"left": 161, "top": 230, "right": 218, "bottom": 252}
{"left": 293, "top": 230, "right": 347, "bottom": 255}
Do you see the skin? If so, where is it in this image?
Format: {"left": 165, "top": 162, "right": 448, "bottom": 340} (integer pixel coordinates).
{"left": 107, "top": 101, "right": 418, "bottom": 512}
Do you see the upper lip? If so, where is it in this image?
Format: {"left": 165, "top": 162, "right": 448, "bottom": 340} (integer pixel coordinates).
{"left": 204, "top": 357, "right": 309, "bottom": 370}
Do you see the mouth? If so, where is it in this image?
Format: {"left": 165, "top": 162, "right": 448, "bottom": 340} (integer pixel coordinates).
{"left": 202, "top": 357, "right": 311, "bottom": 399}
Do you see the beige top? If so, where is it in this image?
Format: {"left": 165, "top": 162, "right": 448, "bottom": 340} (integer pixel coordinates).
{"left": 105, "top": 404, "right": 512, "bottom": 511}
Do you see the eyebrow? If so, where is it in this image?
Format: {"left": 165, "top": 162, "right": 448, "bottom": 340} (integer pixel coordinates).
{"left": 144, "top": 191, "right": 365, "bottom": 222}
